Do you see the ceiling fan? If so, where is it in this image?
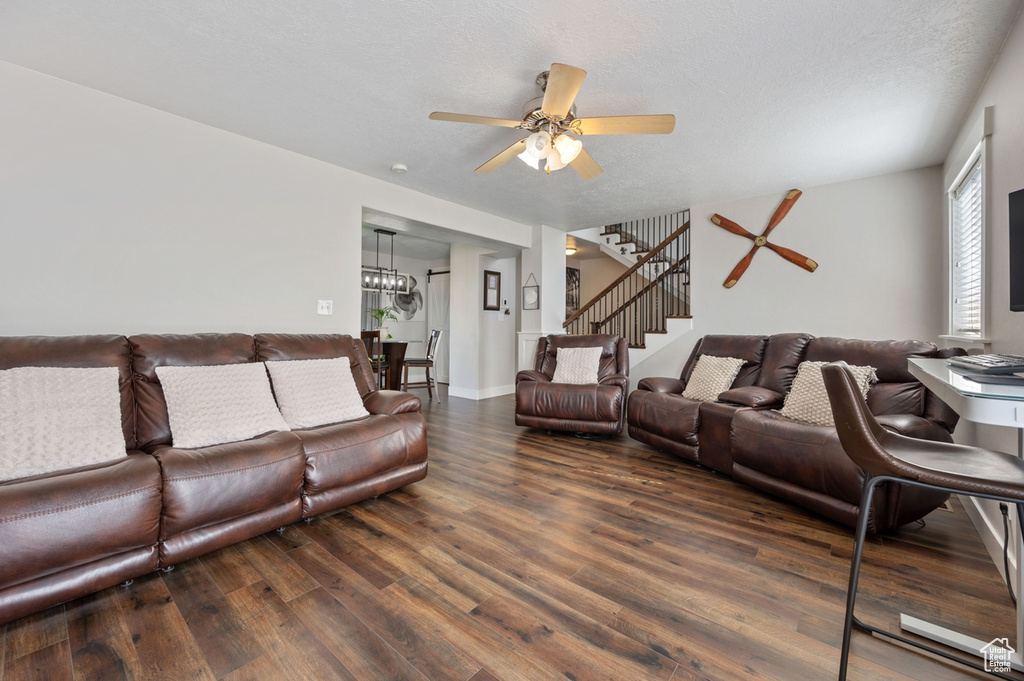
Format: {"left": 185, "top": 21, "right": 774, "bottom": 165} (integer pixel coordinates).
{"left": 429, "top": 63, "right": 675, "bottom": 180}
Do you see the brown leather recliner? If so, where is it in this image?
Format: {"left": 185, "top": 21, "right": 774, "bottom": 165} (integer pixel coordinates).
{"left": 515, "top": 334, "right": 629, "bottom": 435}
{"left": 627, "top": 333, "right": 965, "bottom": 531}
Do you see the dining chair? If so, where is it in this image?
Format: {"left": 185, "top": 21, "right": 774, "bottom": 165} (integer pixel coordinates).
{"left": 402, "top": 329, "right": 442, "bottom": 401}
{"left": 359, "top": 330, "right": 390, "bottom": 389}
{"left": 822, "top": 360, "right": 1024, "bottom": 680}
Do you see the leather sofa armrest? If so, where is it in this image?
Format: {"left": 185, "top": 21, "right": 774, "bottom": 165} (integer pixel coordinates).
{"left": 876, "top": 414, "right": 953, "bottom": 443}
{"left": 717, "top": 386, "right": 784, "bottom": 408}
{"left": 516, "top": 370, "right": 550, "bottom": 384}
{"left": 636, "top": 377, "right": 684, "bottom": 394}
{"left": 598, "top": 373, "right": 629, "bottom": 390}
{"left": 363, "top": 389, "right": 422, "bottom": 415}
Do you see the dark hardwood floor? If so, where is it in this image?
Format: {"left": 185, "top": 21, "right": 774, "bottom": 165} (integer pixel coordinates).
{"left": 1, "top": 388, "right": 1019, "bottom": 680}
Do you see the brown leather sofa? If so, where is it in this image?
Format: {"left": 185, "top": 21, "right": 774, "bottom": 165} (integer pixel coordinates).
{"left": 515, "top": 334, "right": 629, "bottom": 435}
{"left": 0, "top": 333, "right": 427, "bottom": 625}
{"left": 627, "top": 334, "right": 964, "bottom": 531}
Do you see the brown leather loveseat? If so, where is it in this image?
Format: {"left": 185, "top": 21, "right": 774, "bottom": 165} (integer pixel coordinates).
{"left": 0, "top": 333, "right": 427, "bottom": 625}
{"left": 627, "top": 333, "right": 963, "bottom": 531}
{"left": 515, "top": 334, "right": 629, "bottom": 435}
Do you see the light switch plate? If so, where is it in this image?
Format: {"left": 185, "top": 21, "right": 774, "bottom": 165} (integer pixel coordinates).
{"left": 317, "top": 300, "right": 333, "bottom": 315}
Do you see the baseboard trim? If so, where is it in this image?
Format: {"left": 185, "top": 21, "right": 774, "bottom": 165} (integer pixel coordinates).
{"left": 448, "top": 384, "right": 515, "bottom": 401}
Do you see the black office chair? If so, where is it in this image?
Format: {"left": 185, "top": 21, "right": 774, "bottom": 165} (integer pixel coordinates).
{"left": 822, "top": 361, "right": 1024, "bottom": 680}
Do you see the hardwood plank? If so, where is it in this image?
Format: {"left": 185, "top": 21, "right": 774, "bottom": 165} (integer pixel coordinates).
{"left": 287, "top": 587, "right": 428, "bottom": 681}
{"left": 3, "top": 607, "right": 66, "bottom": 663}
{"left": 466, "top": 668, "right": 500, "bottom": 681}
{"left": 470, "top": 593, "right": 677, "bottom": 681}
{"left": 218, "top": 653, "right": 286, "bottom": 681}
{"left": 262, "top": 525, "right": 311, "bottom": 553}
{"left": 116, "top": 573, "right": 215, "bottom": 681}
{"left": 289, "top": 542, "right": 481, "bottom": 681}
{"left": 299, "top": 517, "right": 406, "bottom": 589}
{"left": 233, "top": 533, "right": 317, "bottom": 602}
{"left": 386, "top": 576, "right": 567, "bottom": 681}
{"left": 226, "top": 581, "right": 359, "bottom": 681}
{"left": 198, "top": 545, "right": 263, "bottom": 596}
{"left": 160, "top": 561, "right": 263, "bottom": 677}
{"left": 3, "top": 640, "right": 72, "bottom": 681}
{"left": 65, "top": 589, "right": 141, "bottom": 681}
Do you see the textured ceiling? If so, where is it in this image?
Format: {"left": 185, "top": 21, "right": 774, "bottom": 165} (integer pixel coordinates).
{"left": 1, "top": 0, "right": 1021, "bottom": 232}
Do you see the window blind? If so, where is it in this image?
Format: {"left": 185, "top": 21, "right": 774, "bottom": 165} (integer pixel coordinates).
{"left": 950, "top": 160, "right": 983, "bottom": 337}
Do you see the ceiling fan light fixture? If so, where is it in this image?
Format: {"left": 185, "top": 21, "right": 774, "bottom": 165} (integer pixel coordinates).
{"left": 525, "top": 130, "right": 552, "bottom": 159}
{"left": 518, "top": 149, "right": 543, "bottom": 169}
{"left": 545, "top": 147, "right": 567, "bottom": 173}
{"left": 553, "top": 134, "right": 582, "bottom": 164}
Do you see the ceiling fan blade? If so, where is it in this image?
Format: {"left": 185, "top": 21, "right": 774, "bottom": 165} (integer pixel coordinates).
{"left": 429, "top": 112, "right": 523, "bottom": 128}
{"left": 711, "top": 214, "right": 757, "bottom": 241}
{"left": 475, "top": 139, "right": 528, "bottom": 173}
{"left": 542, "top": 63, "right": 586, "bottom": 119}
{"left": 569, "top": 147, "right": 603, "bottom": 180}
{"left": 765, "top": 242, "right": 818, "bottom": 272}
{"left": 762, "top": 189, "right": 802, "bottom": 236}
{"left": 724, "top": 246, "right": 759, "bottom": 288}
{"left": 573, "top": 115, "right": 676, "bottom": 135}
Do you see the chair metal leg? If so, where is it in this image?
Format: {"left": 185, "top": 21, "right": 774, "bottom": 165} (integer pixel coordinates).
{"left": 839, "top": 473, "right": 879, "bottom": 680}
{"left": 839, "top": 474, "right": 1020, "bottom": 680}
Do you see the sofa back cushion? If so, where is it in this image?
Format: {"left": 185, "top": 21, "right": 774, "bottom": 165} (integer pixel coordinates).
{"left": 537, "top": 334, "right": 626, "bottom": 380}
{"left": 803, "top": 337, "right": 938, "bottom": 417}
{"left": 756, "top": 333, "right": 814, "bottom": 395}
{"left": 0, "top": 335, "right": 136, "bottom": 450}
{"left": 130, "top": 334, "right": 258, "bottom": 450}
{"left": 255, "top": 333, "right": 376, "bottom": 398}
{"left": 680, "top": 335, "right": 767, "bottom": 389}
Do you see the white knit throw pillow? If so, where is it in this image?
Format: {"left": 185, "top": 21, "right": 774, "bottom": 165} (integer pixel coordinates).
{"left": 551, "top": 346, "right": 604, "bottom": 384}
{"left": 156, "top": 363, "right": 290, "bottom": 449}
{"left": 779, "top": 361, "right": 876, "bottom": 426}
{"left": 682, "top": 355, "right": 745, "bottom": 402}
{"left": 0, "top": 366, "right": 126, "bottom": 482}
{"left": 265, "top": 358, "right": 369, "bottom": 429}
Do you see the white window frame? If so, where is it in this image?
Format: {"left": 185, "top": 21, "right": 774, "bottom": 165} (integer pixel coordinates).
{"left": 946, "top": 142, "right": 986, "bottom": 341}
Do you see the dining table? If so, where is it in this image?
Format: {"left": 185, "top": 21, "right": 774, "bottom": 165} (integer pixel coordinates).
{"left": 380, "top": 339, "right": 423, "bottom": 391}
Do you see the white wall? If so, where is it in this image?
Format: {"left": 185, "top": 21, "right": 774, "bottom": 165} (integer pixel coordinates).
{"left": 0, "top": 60, "right": 530, "bottom": 339}
{"left": 0, "top": 60, "right": 529, "bottom": 398}
{"left": 570, "top": 255, "right": 629, "bottom": 307}
{"left": 632, "top": 166, "right": 945, "bottom": 384}
{"left": 940, "top": 10, "right": 1024, "bottom": 577}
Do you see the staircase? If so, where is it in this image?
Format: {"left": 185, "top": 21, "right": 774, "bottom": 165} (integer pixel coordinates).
{"left": 564, "top": 210, "right": 691, "bottom": 349}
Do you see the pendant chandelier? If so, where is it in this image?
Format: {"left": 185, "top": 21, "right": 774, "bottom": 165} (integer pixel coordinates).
{"left": 361, "top": 229, "right": 410, "bottom": 294}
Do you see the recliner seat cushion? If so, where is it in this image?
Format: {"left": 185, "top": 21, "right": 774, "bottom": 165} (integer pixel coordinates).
{"left": 516, "top": 382, "right": 624, "bottom": 423}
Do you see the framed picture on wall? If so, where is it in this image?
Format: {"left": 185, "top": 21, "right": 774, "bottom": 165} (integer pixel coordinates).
{"left": 484, "top": 270, "right": 501, "bottom": 310}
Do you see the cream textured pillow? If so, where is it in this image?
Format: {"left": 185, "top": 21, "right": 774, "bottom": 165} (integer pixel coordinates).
{"left": 779, "top": 361, "right": 877, "bottom": 426}
{"left": 551, "top": 346, "right": 604, "bottom": 384}
{"left": 265, "top": 358, "right": 369, "bottom": 429}
{"left": 156, "top": 363, "right": 290, "bottom": 449}
{"left": 682, "top": 355, "right": 746, "bottom": 402}
{"left": 0, "top": 366, "right": 126, "bottom": 482}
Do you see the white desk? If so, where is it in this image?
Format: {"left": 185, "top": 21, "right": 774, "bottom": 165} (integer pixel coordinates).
{"left": 907, "top": 357, "right": 1024, "bottom": 670}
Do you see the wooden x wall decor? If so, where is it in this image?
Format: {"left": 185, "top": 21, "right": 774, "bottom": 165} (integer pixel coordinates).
{"left": 711, "top": 189, "right": 819, "bottom": 288}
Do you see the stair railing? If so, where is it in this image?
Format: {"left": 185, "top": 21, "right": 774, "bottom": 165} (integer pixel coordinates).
{"left": 564, "top": 211, "right": 690, "bottom": 348}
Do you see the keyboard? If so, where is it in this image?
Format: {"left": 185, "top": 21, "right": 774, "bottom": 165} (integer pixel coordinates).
{"left": 947, "top": 353, "right": 1024, "bottom": 374}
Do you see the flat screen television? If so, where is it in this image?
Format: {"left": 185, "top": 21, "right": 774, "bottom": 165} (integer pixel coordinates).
{"left": 1011, "top": 188, "right": 1024, "bottom": 311}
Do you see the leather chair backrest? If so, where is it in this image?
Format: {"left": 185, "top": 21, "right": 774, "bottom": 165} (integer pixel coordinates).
{"left": 536, "top": 334, "right": 628, "bottom": 379}
{"left": 0, "top": 335, "right": 136, "bottom": 451}
{"left": 804, "top": 337, "right": 938, "bottom": 419}
{"left": 679, "top": 335, "right": 767, "bottom": 389}
{"left": 129, "top": 333, "right": 258, "bottom": 451}
{"left": 756, "top": 333, "right": 814, "bottom": 395}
